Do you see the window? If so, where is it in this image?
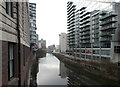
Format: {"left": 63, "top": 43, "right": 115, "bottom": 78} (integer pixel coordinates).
{"left": 86, "top": 55, "right": 91, "bottom": 59}
{"left": 8, "top": 43, "right": 14, "bottom": 80}
{"left": 93, "top": 50, "right": 99, "bottom": 54}
{"left": 93, "top": 56, "right": 99, "bottom": 60}
{"left": 114, "top": 46, "right": 120, "bottom": 53}
{"left": 6, "top": 2, "right": 13, "bottom": 17}
{"left": 101, "top": 50, "right": 110, "bottom": 55}
{"left": 118, "top": 63, "right": 120, "bottom": 66}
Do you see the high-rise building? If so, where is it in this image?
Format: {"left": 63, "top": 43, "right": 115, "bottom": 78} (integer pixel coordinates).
{"left": 59, "top": 33, "right": 67, "bottom": 53}
{"left": 38, "top": 39, "right": 46, "bottom": 49}
{"left": 67, "top": 1, "right": 120, "bottom": 63}
{"left": 29, "top": 3, "right": 37, "bottom": 50}
{"left": 67, "top": 1, "right": 76, "bottom": 49}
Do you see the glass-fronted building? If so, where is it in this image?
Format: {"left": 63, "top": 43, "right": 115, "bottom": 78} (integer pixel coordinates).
{"left": 29, "top": 3, "right": 37, "bottom": 45}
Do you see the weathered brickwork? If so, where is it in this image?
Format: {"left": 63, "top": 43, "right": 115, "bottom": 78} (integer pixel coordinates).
{"left": 2, "top": 41, "right": 8, "bottom": 85}
{"left": 1, "top": 41, "right": 36, "bottom": 86}
{"left": 0, "top": 1, "right": 36, "bottom": 86}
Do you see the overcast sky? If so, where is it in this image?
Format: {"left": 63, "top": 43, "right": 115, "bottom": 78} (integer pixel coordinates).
{"left": 29, "top": 0, "right": 68, "bottom": 47}
{"left": 29, "top": 0, "right": 120, "bottom": 47}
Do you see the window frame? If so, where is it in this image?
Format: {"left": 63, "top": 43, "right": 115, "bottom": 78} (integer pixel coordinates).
{"left": 6, "top": 1, "right": 13, "bottom": 17}
{"left": 114, "top": 46, "right": 120, "bottom": 53}
{"left": 8, "top": 43, "right": 14, "bottom": 81}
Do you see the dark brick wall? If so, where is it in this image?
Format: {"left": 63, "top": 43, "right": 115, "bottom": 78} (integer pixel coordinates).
{"left": 2, "top": 41, "right": 8, "bottom": 85}
{"left": 20, "top": 44, "right": 36, "bottom": 85}
{"left": 1, "top": 40, "right": 35, "bottom": 86}
{"left": 21, "top": 45, "right": 36, "bottom": 85}
{"left": 0, "top": 41, "right": 2, "bottom": 86}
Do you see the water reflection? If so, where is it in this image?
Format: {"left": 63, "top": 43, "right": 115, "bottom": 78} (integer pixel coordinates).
{"left": 59, "top": 61, "right": 99, "bottom": 85}
{"left": 37, "top": 53, "right": 100, "bottom": 86}
{"left": 66, "top": 65, "right": 99, "bottom": 85}
{"left": 37, "top": 53, "right": 120, "bottom": 86}
{"left": 37, "top": 53, "right": 67, "bottom": 85}
{"left": 59, "top": 62, "right": 67, "bottom": 78}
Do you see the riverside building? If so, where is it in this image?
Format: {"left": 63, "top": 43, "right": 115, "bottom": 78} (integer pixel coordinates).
{"left": 67, "top": 1, "right": 76, "bottom": 49}
{"left": 59, "top": 33, "right": 67, "bottom": 53}
{"left": 29, "top": 3, "right": 38, "bottom": 51}
{"left": 0, "top": 1, "right": 37, "bottom": 86}
{"left": 67, "top": 1, "right": 120, "bottom": 63}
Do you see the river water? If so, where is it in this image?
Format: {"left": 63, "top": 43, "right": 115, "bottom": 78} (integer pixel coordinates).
{"left": 37, "top": 53, "right": 120, "bottom": 86}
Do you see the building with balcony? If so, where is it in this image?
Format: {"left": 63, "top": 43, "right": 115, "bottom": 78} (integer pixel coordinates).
{"left": 29, "top": 3, "right": 38, "bottom": 51}
{"left": 67, "top": 1, "right": 120, "bottom": 63}
{"left": 67, "top": 1, "right": 76, "bottom": 49}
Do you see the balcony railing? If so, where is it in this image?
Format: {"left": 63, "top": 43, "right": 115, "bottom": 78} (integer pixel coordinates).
{"left": 100, "top": 18, "right": 117, "bottom": 26}
{"left": 80, "top": 32, "right": 90, "bottom": 36}
{"left": 100, "top": 25, "right": 116, "bottom": 31}
{"left": 100, "top": 32, "right": 112, "bottom": 37}
{"left": 100, "top": 12, "right": 117, "bottom": 20}
{"left": 100, "top": 38, "right": 112, "bottom": 42}
{"left": 80, "top": 28, "right": 90, "bottom": 32}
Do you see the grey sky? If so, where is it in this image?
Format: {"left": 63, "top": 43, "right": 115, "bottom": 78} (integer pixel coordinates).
{"left": 29, "top": 0, "right": 68, "bottom": 47}
{"left": 29, "top": 0, "right": 120, "bottom": 47}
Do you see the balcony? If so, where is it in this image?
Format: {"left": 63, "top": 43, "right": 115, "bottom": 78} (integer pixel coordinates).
{"left": 80, "top": 11, "right": 90, "bottom": 18}
{"left": 100, "top": 18, "right": 117, "bottom": 26}
{"left": 80, "top": 18, "right": 90, "bottom": 25}
{"left": 80, "top": 23, "right": 90, "bottom": 29}
{"left": 80, "top": 32, "right": 90, "bottom": 36}
{"left": 80, "top": 40, "right": 90, "bottom": 44}
{"left": 67, "top": 9, "right": 75, "bottom": 16}
{"left": 100, "top": 38, "right": 112, "bottom": 42}
{"left": 67, "top": 5, "right": 76, "bottom": 12}
{"left": 100, "top": 25, "right": 116, "bottom": 31}
{"left": 80, "top": 15, "right": 90, "bottom": 22}
{"left": 100, "top": 11, "right": 107, "bottom": 15}
{"left": 67, "top": 7, "right": 76, "bottom": 14}
{"left": 80, "top": 28, "right": 90, "bottom": 32}
{"left": 100, "top": 12, "right": 117, "bottom": 20}
{"left": 100, "top": 32, "right": 113, "bottom": 37}
{"left": 80, "top": 36, "right": 90, "bottom": 40}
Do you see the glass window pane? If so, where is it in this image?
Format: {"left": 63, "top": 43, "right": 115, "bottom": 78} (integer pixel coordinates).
{"left": 10, "top": 60, "right": 13, "bottom": 78}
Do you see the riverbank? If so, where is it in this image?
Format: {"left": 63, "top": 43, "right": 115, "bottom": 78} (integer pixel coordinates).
{"left": 53, "top": 52, "right": 120, "bottom": 85}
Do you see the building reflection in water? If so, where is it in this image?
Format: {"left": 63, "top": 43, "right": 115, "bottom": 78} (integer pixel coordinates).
{"left": 59, "top": 61, "right": 99, "bottom": 86}
{"left": 59, "top": 62, "right": 68, "bottom": 78}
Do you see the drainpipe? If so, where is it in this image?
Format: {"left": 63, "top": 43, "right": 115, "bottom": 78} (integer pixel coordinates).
{"left": 16, "top": 2, "right": 21, "bottom": 87}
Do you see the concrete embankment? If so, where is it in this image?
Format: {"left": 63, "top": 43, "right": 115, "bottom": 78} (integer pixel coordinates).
{"left": 53, "top": 53, "right": 120, "bottom": 85}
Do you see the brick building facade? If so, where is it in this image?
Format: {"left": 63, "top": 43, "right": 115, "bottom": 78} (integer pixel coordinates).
{"left": 0, "top": 0, "right": 36, "bottom": 86}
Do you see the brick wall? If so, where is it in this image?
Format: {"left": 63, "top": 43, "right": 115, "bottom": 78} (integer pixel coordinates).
{"left": 2, "top": 41, "right": 8, "bottom": 85}
{"left": 0, "top": 1, "right": 33, "bottom": 86}
{"left": 1, "top": 40, "right": 36, "bottom": 86}
{"left": 0, "top": 41, "right": 2, "bottom": 87}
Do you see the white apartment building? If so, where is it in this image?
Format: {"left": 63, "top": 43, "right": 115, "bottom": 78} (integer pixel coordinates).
{"left": 59, "top": 33, "right": 67, "bottom": 53}
{"left": 67, "top": 1, "right": 120, "bottom": 63}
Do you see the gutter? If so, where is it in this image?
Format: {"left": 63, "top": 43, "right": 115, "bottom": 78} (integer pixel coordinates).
{"left": 16, "top": 2, "right": 21, "bottom": 87}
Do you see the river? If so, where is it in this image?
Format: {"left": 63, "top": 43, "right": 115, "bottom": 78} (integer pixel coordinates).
{"left": 37, "top": 53, "right": 120, "bottom": 86}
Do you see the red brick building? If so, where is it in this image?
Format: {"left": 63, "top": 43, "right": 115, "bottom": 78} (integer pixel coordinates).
{"left": 0, "top": 1, "right": 36, "bottom": 86}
